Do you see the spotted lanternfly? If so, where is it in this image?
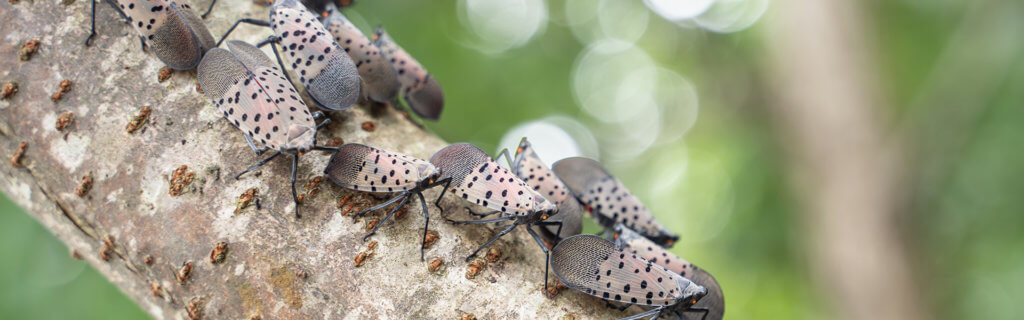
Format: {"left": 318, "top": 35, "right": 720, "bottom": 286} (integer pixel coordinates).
{"left": 429, "top": 143, "right": 560, "bottom": 295}
{"left": 491, "top": 137, "right": 583, "bottom": 245}
{"left": 553, "top": 157, "right": 679, "bottom": 247}
{"left": 373, "top": 27, "right": 444, "bottom": 121}
{"left": 551, "top": 234, "right": 709, "bottom": 320}
{"left": 217, "top": 0, "right": 361, "bottom": 111}
{"left": 321, "top": 4, "right": 399, "bottom": 103}
{"left": 323, "top": 143, "right": 450, "bottom": 260}
{"left": 85, "top": 0, "right": 216, "bottom": 70}
{"left": 197, "top": 40, "right": 337, "bottom": 218}
{"left": 300, "top": 0, "right": 353, "bottom": 14}
{"left": 612, "top": 224, "right": 724, "bottom": 320}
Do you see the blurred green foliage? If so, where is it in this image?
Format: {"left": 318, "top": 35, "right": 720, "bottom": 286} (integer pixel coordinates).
{"left": 3, "top": 0, "right": 1023, "bottom": 319}
{"left": 0, "top": 193, "right": 148, "bottom": 319}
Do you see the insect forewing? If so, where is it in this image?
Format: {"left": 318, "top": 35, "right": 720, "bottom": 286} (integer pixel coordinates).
{"left": 324, "top": 143, "right": 436, "bottom": 192}
{"left": 118, "top": 0, "right": 212, "bottom": 69}
{"left": 514, "top": 138, "right": 583, "bottom": 239}
{"left": 374, "top": 27, "right": 444, "bottom": 120}
{"left": 175, "top": 2, "right": 216, "bottom": 51}
{"left": 430, "top": 143, "right": 540, "bottom": 215}
{"left": 271, "top": 0, "right": 360, "bottom": 110}
{"left": 615, "top": 226, "right": 725, "bottom": 320}
{"left": 551, "top": 235, "right": 693, "bottom": 306}
{"left": 553, "top": 157, "right": 678, "bottom": 245}
{"left": 199, "top": 41, "right": 314, "bottom": 151}
{"left": 322, "top": 6, "right": 399, "bottom": 103}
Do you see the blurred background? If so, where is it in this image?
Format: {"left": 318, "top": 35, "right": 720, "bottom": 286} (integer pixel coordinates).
{"left": 3, "top": 0, "right": 1024, "bottom": 318}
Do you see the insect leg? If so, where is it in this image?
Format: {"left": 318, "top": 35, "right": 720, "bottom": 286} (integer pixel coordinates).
{"left": 235, "top": 151, "right": 281, "bottom": 179}
{"left": 242, "top": 134, "right": 268, "bottom": 155}
{"left": 85, "top": 0, "right": 97, "bottom": 46}
{"left": 102, "top": 0, "right": 129, "bottom": 21}
{"left": 84, "top": 0, "right": 127, "bottom": 46}
{"left": 315, "top": 117, "right": 331, "bottom": 130}
{"left": 416, "top": 192, "right": 430, "bottom": 260}
{"left": 291, "top": 153, "right": 300, "bottom": 219}
{"left": 604, "top": 300, "right": 630, "bottom": 311}
{"left": 430, "top": 177, "right": 452, "bottom": 215}
{"left": 216, "top": 18, "right": 271, "bottom": 47}
{"left": 200, "top": 0, "right": 217, "bottom": 19}
{"left": 525, "top": 225, "right": 552, "bottom": 298}
{"left": 265, "top": 38, "right": 298, "bottom": 88}
{"left": 446, "top": 215, "right": 512, "bottom": 224}
{"left": 493, "top": 148, "right": 513, "bottom": 169}
{"left": 363, "top": 193, "right": 411, "bottom": 241}
{"left": 618, "top": 307, "right": 661, "bottom": 320}
{"left": 354, "top": 192, "right": 407, "bottom": 218}
{"left": 464, "top": 206, "right": 500, "bottom": 218}
{"left": 463, "top": 223, "right": 519, "bottom": 261}
{"left": 313, "top": 146, "right": 339, "bottom": 152}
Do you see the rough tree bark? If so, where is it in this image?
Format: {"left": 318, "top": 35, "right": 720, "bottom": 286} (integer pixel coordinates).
{"left": 0, "top": 0, "right": 618, "bottom": 319}
{"left": 763, "top": 1, "right": 928, "bottom": 320}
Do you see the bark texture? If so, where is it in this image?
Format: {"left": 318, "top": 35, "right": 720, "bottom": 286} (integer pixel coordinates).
{"left": 0, "top": 0, "right": 616, "bottom": 319}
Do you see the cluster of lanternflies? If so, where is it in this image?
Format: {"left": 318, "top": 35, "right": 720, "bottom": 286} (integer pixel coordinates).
{"left": 84, "top": 0, "right": 724, "bottom": 318}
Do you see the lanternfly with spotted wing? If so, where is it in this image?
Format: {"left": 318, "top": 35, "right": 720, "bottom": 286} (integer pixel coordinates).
{"left": 373, "top": 27, "right": 444, "bottom": 121}
{"left": 553, "top": 157, "right": 679, "bottom": 247}
{"left": 614, "top": 225, "right": 724, "bottom": 320}
{"left": 430, "top": 143, "right": 552, "bottom": 216}
{"left": 324, "top": 143, "right": 438, "bottom": 193}
{"left": 511, "top": 137, "right": 584, "bottom": 242}
{"left": 270, "top": 0, "right": 361, "bottom": 111}
{"left": 197, "top": 40, "right": 316, "bottom": 152}
{"left": 95, "top": 0, "right": 216, "bottom": 69}
{"left": 321, "top": 4, "right": 399, "bottom": 103}
{"left": 550, "top": 235, "right": 706, "bottom": 315}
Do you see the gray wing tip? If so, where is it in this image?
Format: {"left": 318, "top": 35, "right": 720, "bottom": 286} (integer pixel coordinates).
{"left": 429, "top": 143, "right": 483, "bottom": 163}
{"left": 405, "top": 75, "right": 443, "bottom": 121}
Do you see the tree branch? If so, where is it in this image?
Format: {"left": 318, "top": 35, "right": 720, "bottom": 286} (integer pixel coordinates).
{"left": 0, "top": 0, "right": 619, "bottom": 318}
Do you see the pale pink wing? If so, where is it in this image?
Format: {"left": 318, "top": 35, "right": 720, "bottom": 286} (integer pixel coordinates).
{"left": 374, "top": 27, "right": 443, "bottom": 120}
{"left": 324, "top": 143, "right": 435, "bottom": 193}
{"left": 117, "top": 0, "right": 210, "bottom": 69}
{"left": 323, "top": 11, "right": 399, "bottom": 102}
{"left": 198, "top": 41, "right": 314, "bottom": 151}
{"left": 551, "top": 235, "right": 690, "bottom": 307}
{"left": 513, "top": 138, "right": 572, "bottom": 204}
{"left": 430, "top": 143, "right": 540, "bottom": 215}
{"left": 615, "top": 226, "right": 725, "bottom": 319}
{"left": 271, "top": 0, "right": 360, "bottom": 110}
